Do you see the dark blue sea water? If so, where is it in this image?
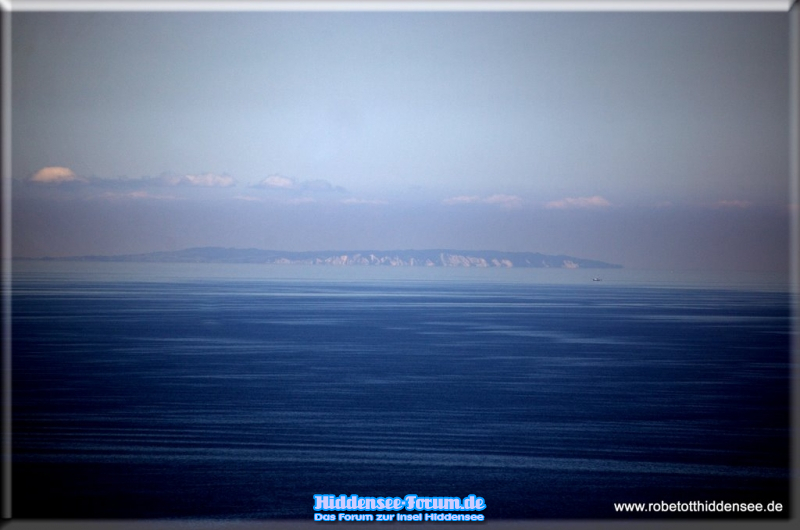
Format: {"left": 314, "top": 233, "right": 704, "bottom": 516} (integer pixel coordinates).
{"left": 11, "top": 264, "right": 791, "bottom": 520}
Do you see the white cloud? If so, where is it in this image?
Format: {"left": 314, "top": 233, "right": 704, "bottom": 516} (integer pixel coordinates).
{"left": 97, "top": 191, "right": 176, "bottom": 200}
{"left": 182, "top": 173, "right": 236, "bottom": 187}
{"left": 484, "top": 194, "right": 523, "bottom": 209}
{"left": 443, "top": 194, "right": 523, "bottom": 208}
{"left": 26, "top": 170, "right": 234, "bottom": 191}
{"left": 443, "top": 195, "right": 481, "bottom": 205}
{"left": 545, "top": 196, "right": 611, "bottom": 209}
{"left": 157, "top": 172, "right": 235, "bottom": 187}
{"left": 255, "top": 174, "right": 296, "bottom": 189}
{"left": 233, "top": 195, "right": 265, "bottom": 202}
{"left": 29, "top": 166, "right": 85, "bottom": 184}
{"left": 253, "top": 174, "right": 345, "bottom": 193}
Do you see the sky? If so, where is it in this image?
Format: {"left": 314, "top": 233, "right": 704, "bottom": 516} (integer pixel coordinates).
{"left": 11, "top": 7, "right": 792, "bottom": 272}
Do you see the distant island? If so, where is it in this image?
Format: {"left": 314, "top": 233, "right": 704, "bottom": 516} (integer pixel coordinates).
{"left": 31, "top": 248, "right": 623, "bottom": 269}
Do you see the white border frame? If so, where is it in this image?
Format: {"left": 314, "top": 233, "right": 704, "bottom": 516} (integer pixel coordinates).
{"left": 1, "top": 1, "right": 796, "bottom": 529}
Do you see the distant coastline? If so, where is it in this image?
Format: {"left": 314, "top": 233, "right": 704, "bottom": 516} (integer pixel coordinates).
{"left": 23, "top": 247, "right": 623, "bottom": 269}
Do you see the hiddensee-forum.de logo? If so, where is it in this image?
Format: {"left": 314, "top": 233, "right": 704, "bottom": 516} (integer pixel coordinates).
{"left": 313, "top": 494, "right": 487, "bottom": 522}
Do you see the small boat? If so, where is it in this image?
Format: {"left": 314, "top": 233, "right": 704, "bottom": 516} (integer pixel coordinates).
{"left": 592, "top": 277, "right": 602, "bottom": 282}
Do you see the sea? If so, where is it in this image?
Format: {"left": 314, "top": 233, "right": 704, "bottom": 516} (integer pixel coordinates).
{"left": 9, "top": 262, "right": 793, "bottom": 520}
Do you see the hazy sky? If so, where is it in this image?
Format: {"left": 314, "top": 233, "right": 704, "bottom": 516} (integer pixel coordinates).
{"left": 12, "top": 8, "right": 792, "bottom": 271}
